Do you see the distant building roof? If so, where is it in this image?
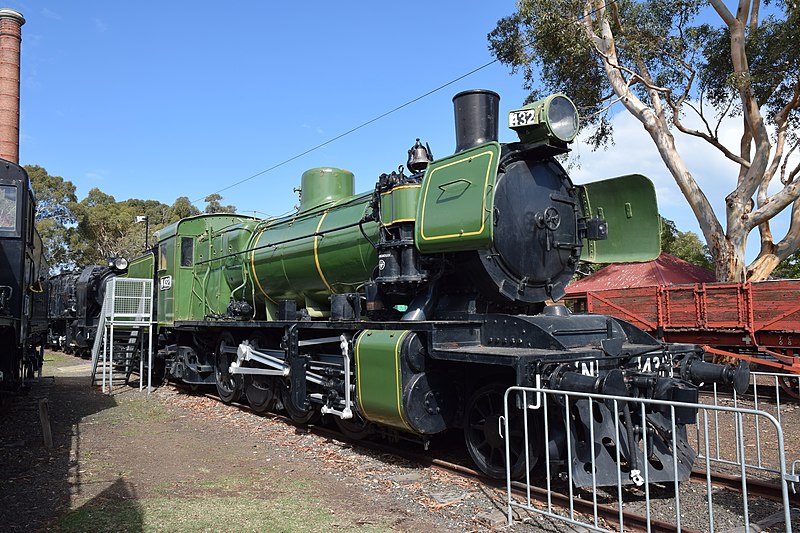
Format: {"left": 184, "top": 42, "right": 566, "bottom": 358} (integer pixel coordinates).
{"left": 565, "top": 253, "right": 715, "bottom": 297}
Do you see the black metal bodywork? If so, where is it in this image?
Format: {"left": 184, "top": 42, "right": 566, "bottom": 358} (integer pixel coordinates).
{"left": 66, "top": 264, "right": 126, "bottom": 356}
{"left": 0, "top": 160, "right": 48, "bottom": 394}
{"left": 166, "top": 306, "right": 719, "bottom": 486}
{"left": 47, "top": 270, "right": 79, "bottom": 350}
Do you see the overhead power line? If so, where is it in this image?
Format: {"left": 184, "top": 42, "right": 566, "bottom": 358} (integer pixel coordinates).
{"left": 194, "top": 0, "right": 618, "bottom": 204}
{"left": 192, "top": 60, "right": 498, "bottom": 204}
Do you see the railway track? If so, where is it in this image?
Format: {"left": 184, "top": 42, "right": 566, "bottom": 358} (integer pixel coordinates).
{"left": 690, "top": 469, "right": 798, "bottom": 505}
{"left": 314, "top": 425, "right": 797, "bottom": 532}
{"left": 161, "top": 381, "right": 796, "bottom": 532}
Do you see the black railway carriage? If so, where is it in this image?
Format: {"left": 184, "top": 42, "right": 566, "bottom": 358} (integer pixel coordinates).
{"left": 0, "top": 159, "right": 48, "bottom": 394}
{"left": 120, "top": 90, "right": 748, "bottom": 485}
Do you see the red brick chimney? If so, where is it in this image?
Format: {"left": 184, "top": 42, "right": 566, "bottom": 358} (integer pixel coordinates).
{"left": 0, "top": 8, "right": 24, "bottom": 164}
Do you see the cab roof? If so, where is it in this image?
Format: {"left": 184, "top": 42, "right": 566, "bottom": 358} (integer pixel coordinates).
{"left": 156, "top": 213, "right": 258, "bottom": 241}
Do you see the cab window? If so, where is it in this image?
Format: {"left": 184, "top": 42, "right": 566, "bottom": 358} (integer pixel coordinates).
{"left": 0, "top": 184, "right": 17, "bottom": 231}
{"left": 180, "top": 237, "right": 194, "bottom": 267}
{"left": 159, "top": 243, "right": 168, "bottom": 271}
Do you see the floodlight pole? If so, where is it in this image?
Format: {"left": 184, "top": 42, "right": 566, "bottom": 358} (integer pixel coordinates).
{"left": 136, "top": 215, "right": 149, "bottom": 250}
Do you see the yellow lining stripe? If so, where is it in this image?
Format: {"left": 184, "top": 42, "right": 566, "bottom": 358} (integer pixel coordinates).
{"left": 382, "top": 217, "right": 416, "bottom": 227}
{"left": 313, "top": 210, "right": 334, "bottom": 294}
{"left": 379, "top": 183, "right": 421, "bottom": 196}
{"left": 354, "top": 330, "right": 413, "bottom": 432}
{"left": 418, "top": 148, "right": 495, "bottom": 241}
{"left": 393, "top": 331, "right": 413, "bottom": 431}
{"left": 249, "top": 226, "right": 277, "bottom": 305}
{"left": 355, "top": 332, "right": 366, "bottom": 416}
{"left": 312, "top": 196, "right": 351, "bottom": 295}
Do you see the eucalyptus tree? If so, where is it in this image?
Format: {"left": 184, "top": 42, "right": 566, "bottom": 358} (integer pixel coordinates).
{"left": 25, "top": 165, "right": 78, "bottom": 272}
{"left": 490, "top": 0, "right": 798, "bottom": 281}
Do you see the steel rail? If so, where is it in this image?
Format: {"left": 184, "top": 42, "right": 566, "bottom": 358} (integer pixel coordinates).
{"left": 691, "top": 469, "right": 800, "bottom": 505}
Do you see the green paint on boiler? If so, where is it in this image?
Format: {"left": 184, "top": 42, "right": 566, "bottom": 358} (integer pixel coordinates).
{"left": 354, "top": 330, "right": 414, "bottom": 433}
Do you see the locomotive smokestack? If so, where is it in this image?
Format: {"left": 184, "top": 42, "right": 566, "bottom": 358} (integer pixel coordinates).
{"left": 0, "top": 8, "right": 23, "bottom": 164}
{"left": 452, "top": 89, "right": 499, "bottom": 153}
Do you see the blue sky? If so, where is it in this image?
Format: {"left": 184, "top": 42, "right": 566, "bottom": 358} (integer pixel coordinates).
{"left": 8, "top": 1, "right": 786, "bottom": 261}
{"left": 13, "top": 1, "right": 529, "bottom": 215}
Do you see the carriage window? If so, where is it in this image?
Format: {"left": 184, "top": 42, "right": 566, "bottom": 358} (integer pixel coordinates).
{"left": 0, "top": 185, "right": 17, "bottom": 231}
{"left": 180, "top": 237, "right": 194, "bottom": 267}
{"left": 159, "top": 243, "right": 167, "bottom": 271}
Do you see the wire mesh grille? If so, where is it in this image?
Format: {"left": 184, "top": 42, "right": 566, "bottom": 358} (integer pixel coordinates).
{"left": 103, "top": 277, "right": 153, "bottom": 322}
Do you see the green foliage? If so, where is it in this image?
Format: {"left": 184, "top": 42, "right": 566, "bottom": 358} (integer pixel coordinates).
{"left": 27, "top": 163, "right": 222, "bottom": 269}
{"left": 170, "top": 196, "right": 200, "bottom": 220}
{"left": 26, "top": 165, "right": 77, "bottom": 223}
{"left": 70, "top": 190, "right": 202, "bottom": 264}
{"left": 25, "top": 165, "right": 78, "bottom": 272}
{"left": 660, "top": 217, "right": 713, "bottom": 270}
{"left": 696, "top": 13, "right": 800, "bottom": 123}
{"left": 204, "top": 193, "right": 235, "bottom": 214}
{"left": 773, "top": 249, "right": 800, "bottom": 278}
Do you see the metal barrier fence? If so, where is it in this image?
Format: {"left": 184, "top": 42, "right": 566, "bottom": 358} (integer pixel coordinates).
{"left": 503, "top": 385, "right": 794, "bottom": 532}
{"left": 705, "top": 371, "right": 800, "bottom": 483}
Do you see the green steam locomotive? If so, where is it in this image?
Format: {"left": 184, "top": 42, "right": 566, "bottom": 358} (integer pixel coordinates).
{"left": 125, "top": 90, "right": 746, "bottom": 484}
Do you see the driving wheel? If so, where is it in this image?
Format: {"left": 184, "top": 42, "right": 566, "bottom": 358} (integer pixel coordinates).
{"left": 214, "top": 332, "right": 241, "bottom": 403}
{"left": 464, "top": 382, "right": 542, "bottom": 479}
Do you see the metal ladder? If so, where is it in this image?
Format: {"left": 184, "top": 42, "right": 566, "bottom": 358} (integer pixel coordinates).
{"left": 90, "top": 278, "right": 154, "bottom": 393}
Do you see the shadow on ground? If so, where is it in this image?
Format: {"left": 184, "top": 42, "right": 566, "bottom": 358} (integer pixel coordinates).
{"left": 54, "top": 477, "right": 143, "bottom": 532}
{"left": 0, "top": 358, "right": 121, "bottom": 532}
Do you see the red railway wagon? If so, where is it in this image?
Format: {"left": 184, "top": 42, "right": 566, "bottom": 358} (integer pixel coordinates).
{"left": 565, "top": 279, "right": 800, "bottom": 379}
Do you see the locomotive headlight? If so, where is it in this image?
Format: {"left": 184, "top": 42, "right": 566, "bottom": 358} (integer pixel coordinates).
{"left": 508, "top": 93, "right": 579, "bottom": 146}
{"left": 111, "top": 257, "right": 128, "bottom": 271}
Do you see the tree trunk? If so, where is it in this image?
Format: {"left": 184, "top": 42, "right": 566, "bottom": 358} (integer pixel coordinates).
{"left": 747, "top": 253, "right": 781, "bottom": 281}
{"left": 715, "top": 238, "right": 747, "bottom": 282}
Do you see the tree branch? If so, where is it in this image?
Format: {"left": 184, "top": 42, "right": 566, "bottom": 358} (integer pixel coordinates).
{"left": 748, "top": 180, "right": 800, "bottom": 226}
{"left": 714, "top": 95, "right": 735, "bottom": 139}
{"left": 736, "top": 0, "right": 752, "bottom": 25}
{"left": 709, "top": 0, "right": 738, "bottom": 27}
{"left": 749, "top": 196, "right": 800, "bottom": 280}
{"left": 666, "top": 98, "right": 752, "bottom": 167}
{"left": 684, "top": 100, "right": 714, "bottom": 137}
{"left": 749, "top": 0, "right": 760, "bottom": 31}
{"left": 772, "top": 76, "right": 800, "bottom": 159}
{"left": 782, "top": 140, "right": 800, "bottom": 185}
{"left": 584, "top": 0, "right": 725, "bottom": 258}
{"left": 581, "top": 95, "right": 624, "bottom": 121}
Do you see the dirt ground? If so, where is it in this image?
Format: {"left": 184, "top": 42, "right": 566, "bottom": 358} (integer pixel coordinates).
{"left": 2, "top": 352, "right": 800, "bottom": 532}
{"left": 0, "top": 352, "right": 522, "bottom": 532}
